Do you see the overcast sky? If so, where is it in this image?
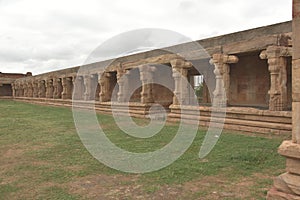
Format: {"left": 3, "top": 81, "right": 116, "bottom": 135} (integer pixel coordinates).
{"left": 0, "top": 0, "right": 292, "bottom": 75}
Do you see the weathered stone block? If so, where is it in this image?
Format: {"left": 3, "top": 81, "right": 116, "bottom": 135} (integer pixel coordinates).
{"left": 267, "top": 188, "right": 300, "bottom": 200}
{"left": 274, "top": 173, "right": 300, "bottom": 196}
{"left": 286, "top": 158, "right": 300, "bottom": 175}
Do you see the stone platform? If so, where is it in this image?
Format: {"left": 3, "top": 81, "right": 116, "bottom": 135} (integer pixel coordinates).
{"left": 13, "top": 97, "right": 291, "bottom": 135}
{"left": 168, "top": 105, "right": 291, "bottom": 134}
{"left": 13, "top": 97, "right": 170, "bottom": 119}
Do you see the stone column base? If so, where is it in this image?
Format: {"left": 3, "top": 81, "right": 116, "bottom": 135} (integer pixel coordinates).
{"left": 267, "top": 141, "right": 300, "bottom": 199}
{"left": 267, "top": 188, "right": 300, "bottom": 200}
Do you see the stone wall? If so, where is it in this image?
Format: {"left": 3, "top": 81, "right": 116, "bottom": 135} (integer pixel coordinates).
{"left": 0, "top": 84, "right": 12, "bottom": 96}
{"left": 0, "top": 72, "right": 32, "bottom": 97}
{"left": 230, "top": 51, "right": 270, "bottom": 108}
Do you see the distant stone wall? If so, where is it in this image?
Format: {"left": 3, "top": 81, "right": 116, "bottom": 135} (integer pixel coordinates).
{"left": 0, "top": 72, "right": 32, "bottom": 97}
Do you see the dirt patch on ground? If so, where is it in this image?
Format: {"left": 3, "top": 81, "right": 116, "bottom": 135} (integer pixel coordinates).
{"left": 68, "top": 172, "right": 271, "bottom": 199}
{"left": 182, "top": 176, "right": 253, "bottom": 199}
{"left": 69, "top": 174, "right": 142, "bottom": 199}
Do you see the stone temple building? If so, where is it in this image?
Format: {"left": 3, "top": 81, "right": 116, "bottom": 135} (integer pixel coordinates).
{"left": 2, "top": 1, "right": 300, "bottom": 197}
{"left": 3, "top": 20, "right": 293, "bottom": 134}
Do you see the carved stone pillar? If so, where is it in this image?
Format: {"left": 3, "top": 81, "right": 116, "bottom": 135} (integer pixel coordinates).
{"left": 84, "top": 74, "right": 97, "bottom": 101}
{"left": 27, "top": 81, "right": 33, "bottom": 97}
{"left": 139, "top": 65, "right": 156, "bottom": 104}
{"left": 95, "top": 79, "right": 100, "bottom": 101}
{"left": 170, "top": 59, "right": 192, "bottom": 105}
{"left": 267, "top": 1, "right": 300, "bottom": 199}
{"left": 23, "top": 82, "right": 28, "bottom": 97}
{"left": 83, "top": 75, "right": 97, "bottom": 101}
{"left": 20, "top": 83, "right": 25, "bottom": 97}
{"left": 91, "top": 74, "right": 98, "bottom": 101}
{"left": 38, "top": 80, "right": 46, "bottom": 98}
{"left": 17, "top": 83, "right": 22, "bottom": 97}
{"left": 172, "top": 68, "right": 181, "bottom": 105}
{"left": 73, "top": 76, "right": 85, "bottom": 100}
{"left": 210, "top": 54, "right": 238, "bottom": 107}
{"left": 260, "top": 46, "right": 292, "bottom": 111}
{"left": 83, "top": 75, "right": 91, "bottom": 100}
{"left": 53, "top": 78, "right": 62, "bottom": 99}
{"left": 16, "top": 83, "right": 21, "bottom": 97}
{"left": 62, "top": 77, "right": 72, "bottom": 100}
{"left": 32, "top": 80, "right": 39, "bottom": 98}
{"left": 46, "top": 79, "right": 54, "bottom": 98}
{"left": 116, "top": 67, "right": 129, "bottom": 103}
{"left": 14, "top": 83, "right": 18, "bottom": 97}
{"left": 99, "top": 72, "right": 111, "bottom": 102}
{"left": 11, "top": 83, "right": 16, "bottom": 97}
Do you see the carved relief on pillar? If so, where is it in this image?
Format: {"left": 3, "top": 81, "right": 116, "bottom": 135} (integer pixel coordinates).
{"left": 26, "top": 81, "right": 33, "bottom": 97}
{"left": 83, "top": 75, "right": 91, "bottom": 100}
{"left": 19, "top": 83, "right": 22, "bottom": 97}
{"left": 73, "top": 76, "right": 85, "bottom": 100}
{"left": 15, "top": 82, "right": 21, "bottom": 97}
{"left": 53, "top": 78, "right": 62, "bottom": 99}
{"left": 83, "top": 74, "right": 97, "bottom": 101}
{"left": 95, "top": 79, "right": 101, "bottom": 101}
{"left": 260, "top": 46, "right": 292, "bottom": 111}
{"left": 71, "top": 77, "right": 76, "bottom": 99}
{"left": 172, "top": 67, "right": 181, "bottom": 105}
{"left": 116, "top": 66, "right": 130, "bottom": 103}
{"left": 11, "top": 83, "right": 16, "bottom": 97}
{"left": 210, "top": 54, "right": 238, "bottom": 107}
{"left": 62, "top": 77, "right": 72, "bottom": 100}
{"left": 139, "top": 64, "right": 156, "bottom": 104}
{"left": 16, "top": 82, "right": 21, "bottom": 97}
{"left": 13, "top": 83, "right": 18, "bottom": 97}
{"left": 20, "top": 82, "right": 25, "bottom": 97}
{"left": 32, "top": 80, "right": 39, "bottom": 98}
{"left": 46, "top": 79, "right": 54, "bottom": 98}
{"left": 99, "top": 72, "right": 111, "bottom": 102}
{"left": 38, "top": 80, "right": 46, "bottom": 98}
{"left": 23, "top": 82, "right": 28, "bottom": 97}
{"left": 90, "top": 74, "right": 98, "bottom": 101}
{"left": 170, "top": 59, "right": 193, "bottom": 105}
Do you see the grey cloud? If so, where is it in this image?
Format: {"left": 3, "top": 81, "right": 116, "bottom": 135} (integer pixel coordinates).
{"left": 179, "top": 0, "right": 196, "bottom": 10}
{"left": 46, "top": 10, "right": 112, "bottom": 33}
{"left": 85, "top": 28, "right": 192, "bottom": 64}
{"left": 0, "top": 0, "right": 293, "bottom": 74}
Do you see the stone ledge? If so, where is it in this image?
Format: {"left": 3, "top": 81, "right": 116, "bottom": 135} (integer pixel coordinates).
{"left": 169, "top": 104, "right": 292, "bottom": 118}
{"left": 279, "top": 141, "right": 300, "bottom": 159}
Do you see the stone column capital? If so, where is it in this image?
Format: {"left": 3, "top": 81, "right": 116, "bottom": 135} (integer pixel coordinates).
{"left": 260, "top": 46, "right": 293, "bottom": 60}
{"left": 138, "top": 65, "right": 156, "bottom": 83}
{"left": 209, "top": 54, "right": 239, "bottom": 65}
{"left": 138, "top": 64, "right": 157, "bottom": 72}
{"left": 170, "top": 59, "right": 193, "bottom": 69}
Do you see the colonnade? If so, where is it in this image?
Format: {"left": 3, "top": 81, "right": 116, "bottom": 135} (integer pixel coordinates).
{"left": 11, "top": 50, "right": 293, "bottom": 111}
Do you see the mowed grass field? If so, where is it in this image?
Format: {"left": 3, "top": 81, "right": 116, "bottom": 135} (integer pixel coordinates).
{"left": 0, "top": 100, "right": 288, "bottom": 199}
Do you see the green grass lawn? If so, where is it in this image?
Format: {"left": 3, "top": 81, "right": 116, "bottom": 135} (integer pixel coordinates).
{"left": 0, "top": 100, "right": 287, "bottom": 199}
